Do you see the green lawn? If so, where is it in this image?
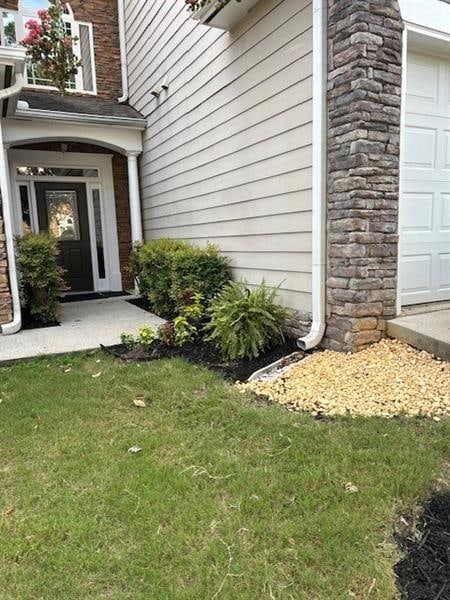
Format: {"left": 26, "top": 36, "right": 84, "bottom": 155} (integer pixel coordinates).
{"left": 0, "top": 353, "right": 448, "bottom": 599}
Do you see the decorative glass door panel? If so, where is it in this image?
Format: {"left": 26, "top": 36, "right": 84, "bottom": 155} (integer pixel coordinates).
{"left": 46, "top": 190, "right": 81, "bottom": 241}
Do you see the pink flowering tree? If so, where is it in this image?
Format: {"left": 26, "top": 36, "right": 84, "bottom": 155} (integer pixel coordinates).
{"left": 21, "top": 0, "right": 81, "bottom": 94}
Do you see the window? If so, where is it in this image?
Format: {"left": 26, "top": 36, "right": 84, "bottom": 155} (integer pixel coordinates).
{"left": 0, "top": 2, "right": 96, "bottom": 94}
{"left": 19, "top": 184, "right": 32, "bottom": 234}
{"left": 17, "top": 166, "right": 99, "bottom": 177}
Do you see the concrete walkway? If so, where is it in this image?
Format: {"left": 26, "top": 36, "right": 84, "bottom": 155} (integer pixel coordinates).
{"left": 387, "top": 309, "right": 450, "bottom": 360}
{"left": 0, "top": 296, "right": 165, "bottom": 362}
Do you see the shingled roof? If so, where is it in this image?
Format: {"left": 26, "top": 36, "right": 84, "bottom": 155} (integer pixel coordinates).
{"left": 18, "top": 89, "right": 144, "bottom": 121}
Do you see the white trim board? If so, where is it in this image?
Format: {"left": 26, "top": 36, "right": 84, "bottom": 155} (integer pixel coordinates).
{"left": 9, "top": 149, "right": 123, "bottom": 293}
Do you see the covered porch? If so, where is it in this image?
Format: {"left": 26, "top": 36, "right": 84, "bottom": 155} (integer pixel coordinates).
{"left": 0, "top": 90, "right": 147, "bottom": 335}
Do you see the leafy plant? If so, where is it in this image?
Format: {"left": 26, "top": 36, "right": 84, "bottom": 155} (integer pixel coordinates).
{"left": 21, "top": 1, "right": 82, "bottom": 94}
{"left": 173, "top": 316, "right": 197, "bottom": 347}
{"left": 16, "top": 233, "right": 67, "bottom": 324}
{"left": 185, "top": 0, "right": 241, "bottom": 11}
{"left": 120, "top": 333, "right": 137, "bottom": 351}
{"left": 138, "top": 325, "right": 156, "bottom": 352}
{"left": 179, "top": 292, "right": 204, "bottom": 321}
{"left": 120, "top": 326, "right": 156, "bottom": 352}
{"left": 206, "top": 281, "right": 288, "bottom": 359}
{"left": 132, "top": 239, "right": 230, "bottom": 318}
{"left": 157, "top": 322, "right": 175, "bottom": 347}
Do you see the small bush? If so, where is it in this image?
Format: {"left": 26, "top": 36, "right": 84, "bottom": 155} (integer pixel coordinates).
{"left": 170, "top": 244, "right": 230, "bottom": 311}
{"left": 120, "top": 325, "right": 156, "bottom": 352}
{"left": 206, "top": 281, "right": 288, "bottom": 359}
{"left": 16, "top": 233, "right": 66, "bottom": 324}
{"left": 173, "top": 316, "right": 197, "bottom": 347}
{"left": 132, "top": 239, "right": 230, "bottom": 317}
{"left": 131, "top": 238, "right": 187, "bottom": 316}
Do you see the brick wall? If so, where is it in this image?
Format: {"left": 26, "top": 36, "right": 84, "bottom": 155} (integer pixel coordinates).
{"left": 16, "top": 142, "right": 133, "bottom": 290}
{"left": 0, "top": 208, "right": 12, "bottom": 326}
{"left": 69, "top": 0, "right": 122, "bottom": 99}
{"left": 324, "top": 0, "right": 403, "bottom": 352}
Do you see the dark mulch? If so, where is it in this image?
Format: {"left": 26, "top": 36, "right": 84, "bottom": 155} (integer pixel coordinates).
{"left": 394, "top": 491, "right": 450, "bottom": 600}
{"left": 102, "top": 338, "right": 303, "bottom": 381}
{"left": 21, "top": 307, "right": 59, "bottom": 331}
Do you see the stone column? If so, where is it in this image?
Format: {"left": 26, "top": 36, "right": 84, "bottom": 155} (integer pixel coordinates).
{"left": 324, "top": 0, "right": 403, "bottom": 352}
{"left": 0, "top": 209, "right": 12, "bottom": 326}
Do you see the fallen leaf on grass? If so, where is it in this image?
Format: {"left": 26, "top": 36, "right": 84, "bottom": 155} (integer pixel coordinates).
{"left": 133, "top": 398, "right": 146, "bottom": 408}
{"left": 3, "top": 508, "right": 15, "bottom": 517}
{"left": 91, "top": 372, "right": 102, "bottom": 379}
{"left": 344, "top": 482, "right": 359, "bottom": 494}
{"left": 128, "top": 445, "right": 142, "bottom": 454}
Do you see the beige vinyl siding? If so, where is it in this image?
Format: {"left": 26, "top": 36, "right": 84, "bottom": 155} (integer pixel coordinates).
{"left": 125, "top": 0, "right": 313, "bottom": 312}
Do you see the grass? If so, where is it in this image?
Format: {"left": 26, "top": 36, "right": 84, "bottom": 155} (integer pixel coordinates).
{"left": 0, "top": 353, "right": 448, "bottom": 599}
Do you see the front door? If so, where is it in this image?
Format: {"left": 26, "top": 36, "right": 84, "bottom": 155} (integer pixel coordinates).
{"left": 35, "top": 182, "right": 94, "bottom": 292}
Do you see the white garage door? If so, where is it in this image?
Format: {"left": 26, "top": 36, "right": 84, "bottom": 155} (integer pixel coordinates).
{"left": 400, "top": 51, "right": 450, "bottom": 305}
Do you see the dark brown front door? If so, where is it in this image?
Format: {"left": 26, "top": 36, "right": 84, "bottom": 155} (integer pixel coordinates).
{"left": 35, "top": 182, "right": 94, "bottom": 292}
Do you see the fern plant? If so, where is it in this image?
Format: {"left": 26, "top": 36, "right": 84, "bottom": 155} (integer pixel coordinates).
{"left": 206, "top": 281, "right": 288, "bottom": 360}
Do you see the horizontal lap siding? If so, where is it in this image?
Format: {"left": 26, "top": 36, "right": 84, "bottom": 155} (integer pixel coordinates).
{"left": 125, "top": 0, "right": 313, "bottom": 312}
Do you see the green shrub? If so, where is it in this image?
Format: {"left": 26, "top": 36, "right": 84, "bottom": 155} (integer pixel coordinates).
{"left": 170, "top": 244, "right": 230, "bottom": 310}
{"left": 131, "top": 238, "right": 187, "bottom": 316}
{"left": 132, "top": 239, "right": 230, "bottom": 317}
{"left": 206, "top": 281, "right": 288, "bottom": 360}
{"left": 120, "top": 325, "right": 156, "bottom": 352}
{"left": 16, "top": 233, "right": 66, "bottom": 324}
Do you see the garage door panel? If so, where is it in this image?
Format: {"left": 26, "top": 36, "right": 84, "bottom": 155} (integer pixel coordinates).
{"left": 438, "top": 254, "right": 450, "bottom": 291}
{"left": 404, "top": 126, "right": 437, "bottom": 170}
{"left": 407, "top": 54, "right": 439, "bottom": 104}
{"left": 440, "top": 193, "right": 450, "bottom": 231}
{"left": 402, "top": 192, "right": 434, "bottom": 232}
{"left": 401, "top": 52, "right": 450, "bottom": 306}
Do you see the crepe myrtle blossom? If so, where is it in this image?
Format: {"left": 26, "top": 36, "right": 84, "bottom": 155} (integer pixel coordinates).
{"left": 21, "top": 0, "right": 81, "bottom": 94}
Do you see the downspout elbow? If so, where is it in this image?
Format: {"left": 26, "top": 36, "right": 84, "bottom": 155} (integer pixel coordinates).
{"left": 297, "top": 321, "right": 326, "bottom": 351}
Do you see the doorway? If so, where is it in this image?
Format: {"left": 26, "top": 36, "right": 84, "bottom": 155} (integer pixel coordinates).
{"left": 35, "top": 181, "right": 94, "bottom": 292}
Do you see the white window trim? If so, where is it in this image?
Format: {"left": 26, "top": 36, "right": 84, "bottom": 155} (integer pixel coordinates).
{"left": 1, "top": 2, "right": 97, "bottom": 95}
{"left": 9, "top": 149, "right": 122, "bottom": 292}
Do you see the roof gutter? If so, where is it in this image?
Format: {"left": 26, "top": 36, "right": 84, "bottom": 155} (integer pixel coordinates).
{"left": 117, "top": 0, "right": 129, "bottom": 103}
{"left": 297, "top": 0, "right": 327, "bottom": 351}
{"left": 0, "top": 73, "right": 25, "bottom": 336}
{"left": 13, "top": 107, "right": 146, "bottom": 129}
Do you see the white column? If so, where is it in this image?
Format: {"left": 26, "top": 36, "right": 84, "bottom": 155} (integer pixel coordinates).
{"left": 127, "top": 151, "right": 143, "bottom": 245}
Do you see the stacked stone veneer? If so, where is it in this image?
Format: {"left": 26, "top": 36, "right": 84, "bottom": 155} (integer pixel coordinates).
{"left": 324, "top": 0, "right": 403, "bottom": 352}
{"left": 0, "top": 205, "right": 12, "bottom": 326}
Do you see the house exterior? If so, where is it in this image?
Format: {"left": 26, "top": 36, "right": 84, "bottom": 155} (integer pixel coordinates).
{"left": 0, "top": 0, "right": 146, "bottom": 335}
{"left": 0, "top": 0, "right": 449, "bottom": 354}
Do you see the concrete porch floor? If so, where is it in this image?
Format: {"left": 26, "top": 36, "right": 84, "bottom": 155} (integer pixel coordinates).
{"left": 0, "top": 296, "right": 165, "bottom": 363}
{"left": 387, "top": 308, "right": 450, "bottom": 360}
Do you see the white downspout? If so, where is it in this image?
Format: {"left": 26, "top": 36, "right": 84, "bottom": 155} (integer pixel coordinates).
{"left": 297, "top": 0, "right": 327, "bottom": 351}
{"left": 0, "top": 72, "right": 24, "bottom": 335}
{"left": 117, "top": 0, "right": 129, "bottom": 103}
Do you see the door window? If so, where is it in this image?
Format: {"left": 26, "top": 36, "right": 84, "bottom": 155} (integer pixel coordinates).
{"left": 46, "top": 190, "right": 80, "bottom": 241}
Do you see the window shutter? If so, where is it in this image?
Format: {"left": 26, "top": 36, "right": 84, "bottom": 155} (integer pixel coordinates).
{"left": 79, "top": 24, "right": 94, "bottom": 92}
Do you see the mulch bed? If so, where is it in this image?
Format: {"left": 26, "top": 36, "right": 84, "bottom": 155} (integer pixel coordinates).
{"left": 102, "top": 338, "right": 303, "bottom": 382}
{"left": 21, "top": 307, "right": 60, "bottom": 331}
{"left": 394, "top": 491, "right": 450, "bottom": 600}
